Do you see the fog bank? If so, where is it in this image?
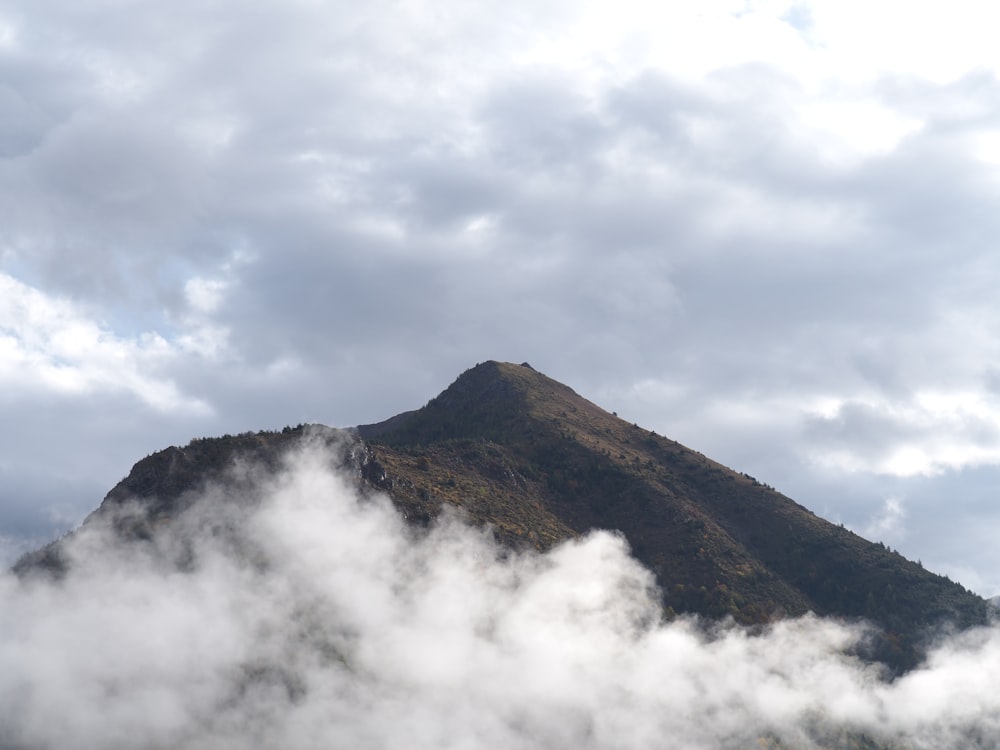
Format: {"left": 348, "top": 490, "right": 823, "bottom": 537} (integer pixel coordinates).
{"left": 2, "top": 438, "right": 999, "bottom": 749}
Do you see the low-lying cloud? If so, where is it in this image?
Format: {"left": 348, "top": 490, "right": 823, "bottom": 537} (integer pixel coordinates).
{"left": 2, "top": 437, "right": 999, "bottom": 749}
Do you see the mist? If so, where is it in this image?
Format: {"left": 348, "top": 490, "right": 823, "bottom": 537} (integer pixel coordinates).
{"left": 2, "top": 436, "right": 999, "bottom": 749}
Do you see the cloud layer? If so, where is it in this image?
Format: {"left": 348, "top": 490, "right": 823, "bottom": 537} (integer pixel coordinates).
{"left": 4, "top": 441, "right": 1000, "bottom": 749}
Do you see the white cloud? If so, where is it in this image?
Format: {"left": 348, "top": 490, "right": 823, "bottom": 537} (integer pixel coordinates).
{"left": 972, "top": 130, "right": 1000, "bottom": 167}
{"left": 2, "top": 442, "right": 999, "bottom": 748}
{"left": 0, "top": 15, "right": 14, "bottom": 50}
{"left": 0, "top": 272, "right": 205, "bottom": 412}
{"left": 184, "top": 277, "right": 228, "bottom": 314}
{"left": 806, "top": 391, "right": 1000, "bottom": 478}
{"left": 796, "top": 97, "right": 924, "bottom": 164}
{"left": 805, "top": 0, "right": 1000, "bottom": 84}
{"left": 862, "top": 496, "right": 906, "bottom": 543}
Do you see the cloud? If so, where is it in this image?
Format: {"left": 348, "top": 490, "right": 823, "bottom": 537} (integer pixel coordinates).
{"left": 0, "top": 272, "right": 206, "bottom": 413}
{"left": 802, "top": 392, "right": 1000, "bottom": 477}
{"left": 3, "top": 439, "right": 1000, "bottom": 749}
{"left": 861, "top": 496, "right": 906, "bottom": 544}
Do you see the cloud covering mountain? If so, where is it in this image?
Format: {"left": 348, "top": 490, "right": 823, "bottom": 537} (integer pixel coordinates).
{"left": 5, "top": 438, "right": 1000, "bottom": 749}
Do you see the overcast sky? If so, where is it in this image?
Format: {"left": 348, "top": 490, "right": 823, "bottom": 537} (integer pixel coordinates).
{"left": 2, "top": 0, "right": 1000, "bottom": 595}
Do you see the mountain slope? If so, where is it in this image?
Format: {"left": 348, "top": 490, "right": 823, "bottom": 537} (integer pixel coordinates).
{"left": 358, "top": 361, "right": 987, "bottom": 668}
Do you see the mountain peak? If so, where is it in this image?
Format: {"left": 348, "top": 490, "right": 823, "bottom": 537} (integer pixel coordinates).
{"left": 431, "top": 360, "right": 534, "bottom": 408}
{"left": 435, "top": 360, "right": 571, "bottom": 402}
{"left": 357, "top": 360, "right": 587, "bottom": 445}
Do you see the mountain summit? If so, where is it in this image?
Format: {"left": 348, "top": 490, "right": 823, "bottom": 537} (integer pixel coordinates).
{"left": 16, "top": 361, "right": 987, "bottom": 671}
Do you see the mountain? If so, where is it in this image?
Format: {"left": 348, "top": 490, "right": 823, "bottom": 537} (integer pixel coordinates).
{"left": 15, "top": 361, "right": 988, "bottom": 672}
